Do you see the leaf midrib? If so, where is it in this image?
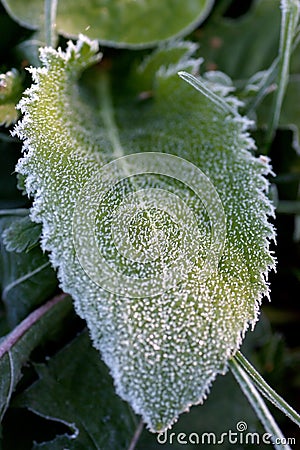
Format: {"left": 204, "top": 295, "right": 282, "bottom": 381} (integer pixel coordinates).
{"left": 2, "top": 261, "right": 51, "bottom": 300}
{"left": 98, "top": 72, "right": 125, "bottom": 160}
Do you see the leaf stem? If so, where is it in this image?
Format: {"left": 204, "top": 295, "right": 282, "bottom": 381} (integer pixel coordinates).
{"left": 245, "top": 58, "right": 279, "bottom": 117}
{"left": 0, "top": 352, "right": 14, "bottom": 421}
{"left": 44, "top": 0, "right": 58, "bottom": 47}
{"left": 230, "top": 357, "right": 292, "bottom": 450}
{"left": 0, "top": 293, "right": 68, "bottom": 359}
{"left": 127, "top": 419, "right": 144, "bottom": 450}
{"left": 233, "top": 351, "right": 300, "bottom": 428}
{"left": 265, "top": 0, "right": 300, "bottom": 147}
{"left": 0, "top": 209, "right": 29, "bottom": 217}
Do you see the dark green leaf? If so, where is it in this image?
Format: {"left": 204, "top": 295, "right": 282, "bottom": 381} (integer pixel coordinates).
{"left": 197, "top": 0, "right": 281, "bottom": 79}
{"left": 257, "top": 75, "right": 300, "bottom": 152}
{"left": 0, "top": 294, "right": 72, "bottom": 423}
{"left": 14, "top": 331, "right": 137, "bottom": 450}
{"left": 0, "top": 134, "right": 27, "bottom": 210}
{"left": 33, "top": 435, "right": 84, "bottom": 449}
{"left": 0, "top": 215, "right": 57, "bottom": 328}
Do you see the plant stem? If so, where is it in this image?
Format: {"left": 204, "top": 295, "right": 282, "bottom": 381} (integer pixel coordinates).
{"left": 0, "top": 209, "right": 29, "bottom": 217}
{"left": 230, "top": 357, "right": 292, "bottom": 450}
{"left": 127, "top": 420, "right": 144, "bottom": 450}
{"left": 265, "top": 0, "right": 300, "bottom": 147}
{"left": 245, "top": 58, "right": 279, "bottom": 117}
{"left": 0, "top": 293, "right": 67, "bottom": 359}
{"left": 44, "top": 0, "right": 58, "bottom": 47}
{"left": 234, "top": 351, "right": 300, "bottom": 428}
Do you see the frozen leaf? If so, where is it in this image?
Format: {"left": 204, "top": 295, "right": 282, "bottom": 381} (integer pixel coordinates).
{"left": 14, "top": 36, "right": 276, "bottom": 431}
{"left": 138, "top": 318, "right": 273, "bottom": 449}
{"left": 1, "top": 0, "right": 214, "bottom": 48}
{"left": 2, "top": 215, "right": 42, "bottom": 253}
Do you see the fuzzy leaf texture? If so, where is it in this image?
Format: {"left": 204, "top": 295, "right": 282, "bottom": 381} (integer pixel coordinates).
{"left": 13, "top": 36, "right": 276, "bottom": 431}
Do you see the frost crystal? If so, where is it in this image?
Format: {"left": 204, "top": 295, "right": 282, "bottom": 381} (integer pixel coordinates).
{"left": 13, "top": 36, "right": 276, "bottom": 431}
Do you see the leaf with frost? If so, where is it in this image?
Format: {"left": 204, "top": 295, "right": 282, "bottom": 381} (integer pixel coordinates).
{"left": 2, "top": 214, "right": 42, "bottom": 253}
{"left": 13, "top": 37, "right": 276, "bottom": 431}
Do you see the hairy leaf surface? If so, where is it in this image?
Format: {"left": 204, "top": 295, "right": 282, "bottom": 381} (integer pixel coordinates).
{"left": 14, "top": 37, "right": 276, "bottom": 431}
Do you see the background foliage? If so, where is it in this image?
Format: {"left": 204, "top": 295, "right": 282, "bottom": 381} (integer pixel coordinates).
{"left": 0, "top": 0, "right": 300, "bottom": 448}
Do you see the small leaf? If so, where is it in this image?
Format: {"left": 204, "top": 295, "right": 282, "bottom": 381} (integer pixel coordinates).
{"left": 14, "top": 37, "right": 276, "bottom": 431}
{"left": 0, "top": 69, "right": 23, "bottom": 127}
{"left": 14, "top": 331, "right": 137, "bottom": 450}
{"left": 2, "top": 215, "right": 42, "bottom": 253}
{"left": 1, "top": 0, "right": 214, "bottom": 48}
{"left": 0, "top": 215, "right": 58, "bottom": 327}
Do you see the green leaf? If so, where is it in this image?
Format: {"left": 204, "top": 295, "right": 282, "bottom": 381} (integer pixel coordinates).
{"left": 138, "top": 373, "right": 267, "bottom": 450}
{"left": 0, "top": 69, "right": 23, "bottom": 127}
{"left": 196, "top": 0, "right": 281, "bottom": 79}
{"left": 138, "top": 317, "right": 277, "bottom": 449}
{"left": 258, "top": 75, "right": 300, "bottom": 152}
{"left": 2, "top": 215, "right": 42, "bottom": 253}
{"left": 0, "top": 134, "right": 27, "bottom": 210}
{"left": 13, "top": 36, "right": 276, "bottom": 431}
{"left": 32, "top": 436, "right": 83, "bottom": 450}
{"left": 0, "top": 294, "right": 72, "bottom": 423}
{"left": 14, "top": 331, "right": 137, "bottom": 450}
{"left": 1, "top": 0, "right": 214, "bottom": 48}
{"left": 0, "top": 214, "right": 58, "bottom": 328}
